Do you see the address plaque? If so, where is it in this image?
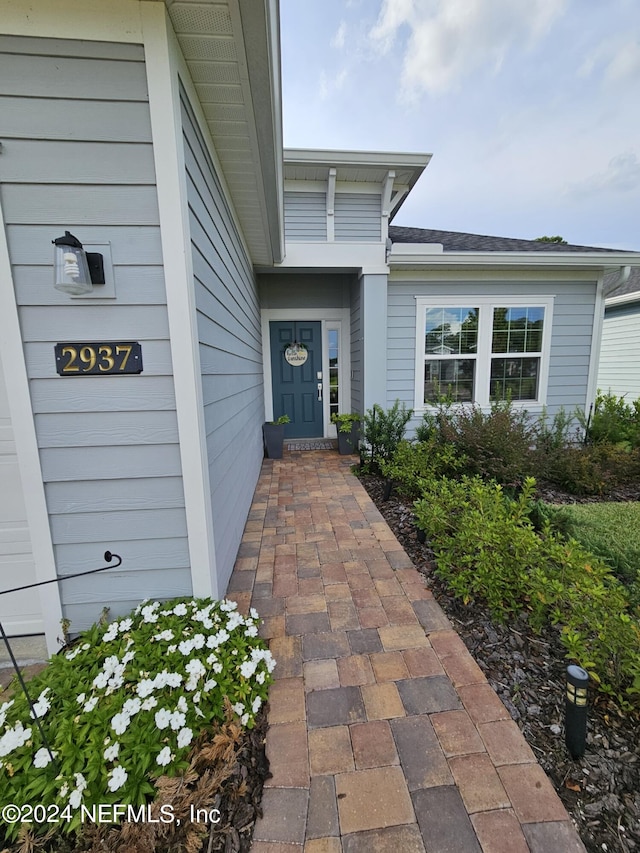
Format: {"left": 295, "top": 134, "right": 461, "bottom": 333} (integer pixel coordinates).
{"left": 55, "top": 342, "right": 143, "bottom": 376}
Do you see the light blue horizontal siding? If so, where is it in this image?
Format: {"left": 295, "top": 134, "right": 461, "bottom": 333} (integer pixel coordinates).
{"left": 387, "top": 278, "right": 598, "bottom": 429}
{"left": 284, "top": 191, "right": 326, "bottom": 241}
{"left": 335, "top": 193, "right": 381, "bottom": 242}
{"left": 598, "top": 302, "right": 640, "bottom": 399}
{"left": 1, "top": 35, "right": 190, "bottom": 630}
{"left": 181, "top": 86, "right": 264, "bottom": 596}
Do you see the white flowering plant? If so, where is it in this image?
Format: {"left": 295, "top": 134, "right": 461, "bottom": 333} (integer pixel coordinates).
{"left": 0, "top": 597, "right": 274, "bottom": 839}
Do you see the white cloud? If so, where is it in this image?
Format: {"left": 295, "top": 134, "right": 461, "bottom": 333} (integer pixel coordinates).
{"left": 369, "top": 0, "right": 567, "bottom": 96}
{"left": 331, "top": 21, "right": 348, "bottom": 50}
{"left": 318, "top": 68, "right": 349, "bottom": 101}
{"left": 567, "top": 152, "right": 640, "bottom": 199}
{"left": 580, "top": 35, "right": 640, "bottom": 83}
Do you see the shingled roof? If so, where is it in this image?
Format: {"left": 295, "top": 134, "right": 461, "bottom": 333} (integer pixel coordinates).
{"left": 388, "top": 225, "right": 622, "bottom": 253}
{"left": 604, "top": 266, "right": 640, "bottom": 300}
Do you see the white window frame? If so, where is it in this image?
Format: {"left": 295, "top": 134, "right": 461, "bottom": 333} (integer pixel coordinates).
{"left": 414, "top": 295, "right": 554, "bottom": 411}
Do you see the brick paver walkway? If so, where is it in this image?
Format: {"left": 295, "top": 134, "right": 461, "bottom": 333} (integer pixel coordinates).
{"left": 225, "top": 451, "right": 586, "bottom": 853}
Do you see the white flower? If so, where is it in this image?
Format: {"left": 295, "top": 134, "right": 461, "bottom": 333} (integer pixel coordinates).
{"left": 203, "top": 679, "right": 217, "bottom": 692}
{"left": 59, "top": 783, "right": 69, "bottom": 798}
{"left": 156, "top": 746, "right": 172, "bottom": 766}
{"left": 169, "top": 711, "right": 186, "bottom": 731}
{"left": 206, "top": 653, "right": 218, "bottom": 666}
{"left": 122, "top": 650, "right": 135, "bottom": 665}
{"left": 104, "top": 742, "right": 120, "bottom": 761}
{"left": 141, "top": 604, "right": 159, "bottom": 623}
{"left": 192, "top": 634, "right": 205, "bottom": 649}
{"left": 177, "top": 727, "right": 193, "bottom": 748}
{"left": 74, "top": 773, "right": 87, "bottom": 791}
{"left": 240, "top": 660, "right": 257, "bottom": 679}
{"left": 177, "top": 696, "right": 188, "bottom": 713}
{"left": 193, "top": 691, "right": 201, "bottom": 704}
{"left": 107, "top": 766, "right": 128, "bottom": 792}
{"left": 226, "top": 611, "right": 243, "bottom": 631}
{"left": 241, "top": 713, "right": 249, "bottom": 725}
{"left": 155, "top": 708, "right": 171, "bottom": 730}
{"left": 185, "top": 659, "right": 205, "bottom": 677}
{"left": 76, "top": 693, "right": 86, "bottom": 705}
{"left": 179, "top": 640, "right": 194, "bottom": 656}
{"left": 102, "top": 625, "right": 118, "bottom": 643}
{"left": 118, "top": 618, "right": 133, "bottom": 632}
{"left": 83, "top": 697, "right": 98, "bottom": 713}
{"left": 65, "top": 646, "right": 82, "bottom": 661}
{"left": 0, "top": 723, "right": 32, "bottom": 757}
{"left": 93, "top": 671, "right": 109, "bottom": 690}
{"left": 250, "top": 608, "right": 259, "bottom": 619}
{"left": 252, "top": 696, "right": 262, "bottom": 714}
{"left": 153, "top": 629, "right": 174, "bottom": 642}
{"left": 0, "top": 699, "right": 14, "bottom": 727}
{"left": 168, "top": 644, "right": 177, "bottom": 653}
{"left": 220, "top": 600, "right": 237, "bottom": 613}
{"left": 141, "top": 696, "right": 158, "bottom": 711}
{"left": 256, "top": 671, "right": 266, "bottom": 685}
{"left": 232, "top": 702, "right": 244, "bottom": 717}
{"left": 122, "top": 698, "right": 141, "bottom": 717}
{"left": 69, "top": 789, "right": 82, "bottom": 809}
{"left": 212, "top": 662, "right": 223, "bottom": 674}
{"left": 173, "top": 603, "right": 187, "bottom": 616}
{"left": 30, "top": 688, "right": 51, "bottom": 719}
{"left": 111, "top": 712, "right": 131, "bottom": 735}
{"left": 244, "top": 625, "right": 258, "bottom": 638}
{"left": 33, "top": 747, "right": 56, "bottom": 768}
{"left": 136, "top": 679, "right": 155, "bottom": 698}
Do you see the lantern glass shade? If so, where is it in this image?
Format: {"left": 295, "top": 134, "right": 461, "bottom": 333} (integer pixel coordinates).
{"left": 53, "top": 233, "right": 93, "bottom": 295}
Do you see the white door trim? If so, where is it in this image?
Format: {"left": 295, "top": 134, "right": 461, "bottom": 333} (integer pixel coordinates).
{"left": 261, "top": 308, "right": 351, "bottom": 436}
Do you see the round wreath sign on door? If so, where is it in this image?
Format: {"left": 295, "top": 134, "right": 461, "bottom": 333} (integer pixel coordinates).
{"left": 284, "top": 341, "right": 308, "bottom": 367}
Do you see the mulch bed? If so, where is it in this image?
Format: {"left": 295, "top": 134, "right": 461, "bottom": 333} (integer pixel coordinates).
{"left": 360, "top": 473, "right": 640, "bottom": 853}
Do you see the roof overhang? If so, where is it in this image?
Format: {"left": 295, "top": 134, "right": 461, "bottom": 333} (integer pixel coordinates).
{"left": 388, "top": 245, "right": 640, "bottom": 273}
{"left": 284, "top": 149, "right": 431, "bottom": 220}
{"left": 165, "top": 0, "right": 284, "bottom": 265}
{"left": 606, "top": 291, "right": 640, "bottom": 307}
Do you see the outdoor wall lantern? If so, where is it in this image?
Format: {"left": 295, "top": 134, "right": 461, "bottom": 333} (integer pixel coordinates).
{"left": 53, "top": 231, "right": 105, "bottom": 295}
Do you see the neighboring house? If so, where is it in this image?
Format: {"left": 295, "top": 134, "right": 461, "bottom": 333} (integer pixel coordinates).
{"left": 597, "top": 267, "right": 640, "bottom": 399}
{"left": 1, "top": 0, "right": 639, "bottom": 652}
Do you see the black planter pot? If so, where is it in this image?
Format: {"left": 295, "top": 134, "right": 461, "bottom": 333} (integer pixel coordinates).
{"left": 263, "top": 423, "right": 285, "bottom": 459}
{"left": 337, "top": 422, "right": 360, "bottom": 455}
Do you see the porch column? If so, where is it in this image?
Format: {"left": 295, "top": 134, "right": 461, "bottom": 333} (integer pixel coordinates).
{"left": 360, "top": 272, "right": 388, "bottom": 411}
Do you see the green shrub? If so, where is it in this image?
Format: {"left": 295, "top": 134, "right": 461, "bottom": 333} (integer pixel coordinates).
{"left": 0, "top": 597, "right": 274, "bottom": 840}
{"left": 360, "top": 400, "right": 413, "bottom": 472}
{"left": 580, "top": 391, "right": 640, "bottom": 448}
{"left": 416, "top": 399, "right": 536, "bottom": 487}
{"left": 378, "top": 438, "right": 466, "bottom": 500}
{"left": 414, "top": 475, "right": 640, "bottom": 707}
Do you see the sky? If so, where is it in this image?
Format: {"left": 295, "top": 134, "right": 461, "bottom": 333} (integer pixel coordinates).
{"left": 279, "top": 0, "right": 640, "bottom": 250}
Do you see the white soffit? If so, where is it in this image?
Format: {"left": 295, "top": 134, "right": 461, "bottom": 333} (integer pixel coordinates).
{"left": 165, "top": 0, "right": 284, "bottom": 265}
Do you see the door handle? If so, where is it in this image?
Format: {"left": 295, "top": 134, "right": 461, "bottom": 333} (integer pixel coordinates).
{"left": 317, "top": 382, "right": 322, "bottom": 402}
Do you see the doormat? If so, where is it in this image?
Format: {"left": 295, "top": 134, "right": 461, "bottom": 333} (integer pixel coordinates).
{"left": 285, "top": 439, "right": 338, "bottom": 451}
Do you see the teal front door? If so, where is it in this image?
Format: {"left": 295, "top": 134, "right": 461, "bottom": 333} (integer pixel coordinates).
{"left": 270, "top": 321, "right": 323, "bottom": 438}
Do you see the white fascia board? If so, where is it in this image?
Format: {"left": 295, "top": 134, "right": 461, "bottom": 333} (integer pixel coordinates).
{"left": 587, "top": 274, "right": 605, "bottom": 411}
{"left": 284, "top": 149, "right": 432, "bottom": 170}
{"left": 0, "top": 0, "right": 143, "bottom": 40}
{"left": 389, "top": 247, "right": 640, "bottom": 271}
{"left": 277, "top": 241, "right": 387, "bottom": 273}
{"left": 605, "top": 291, "right": 640, "bottom": 307}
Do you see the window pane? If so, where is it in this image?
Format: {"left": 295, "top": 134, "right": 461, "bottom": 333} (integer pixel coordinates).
{"left": 490, "top": 357, "right": 539, "bottom": 401}
{"left": 424, "top": 359, "right": 475, "bottom": 403}
{"left": 328, "top": 330, "right": 339, "bottom": 417}
{"left": 425, "top": 307, "right": 478, "bottom": 355}
{"left": 492, "top": 307, "right": 544, "bottom": 354}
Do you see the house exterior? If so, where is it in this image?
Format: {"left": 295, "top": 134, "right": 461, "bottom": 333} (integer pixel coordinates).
{"left": 597, "top": 267, "right": 640, "bottom": 399}
{"left": 1, "top": 0, "right": 639, "bottom": 653}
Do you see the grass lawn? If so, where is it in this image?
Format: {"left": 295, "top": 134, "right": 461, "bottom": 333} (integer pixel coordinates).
{"left": 562, "top": 502, "right": 640, "bottom": 602}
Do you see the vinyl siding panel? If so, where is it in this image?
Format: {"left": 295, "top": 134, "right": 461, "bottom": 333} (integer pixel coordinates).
{"left": 387, "top": 277, "right": 598, "bottom": 430}
{"left": 284, "top": 191, "right": 326, "bottom": 241}
{"left": 0, "top": 36, "right": 190, "bottom": 632}
{"left": 598, "top": 302, "right": 640, "bottom": 398}
{"left": 180, "top": 86, "right": 264, "bottom": 595}
{"left": 335, "top": 193, "right": 381, "bottom": 242}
